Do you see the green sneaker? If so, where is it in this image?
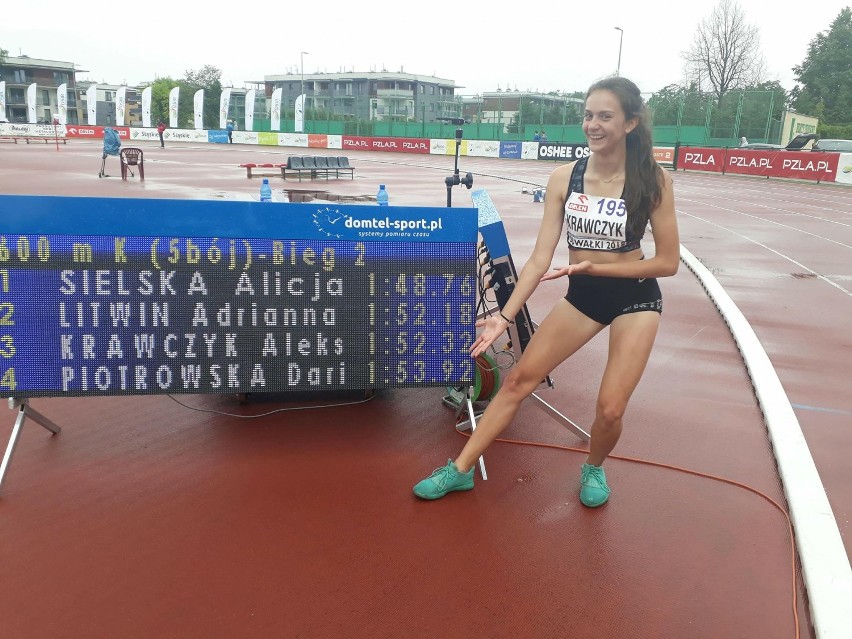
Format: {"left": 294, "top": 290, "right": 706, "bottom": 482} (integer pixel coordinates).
{"left": 579, "top": 463, "right": 610, "bottom": 507}
{"left": 413, "top": 460, "right": 475, "bottom": 500}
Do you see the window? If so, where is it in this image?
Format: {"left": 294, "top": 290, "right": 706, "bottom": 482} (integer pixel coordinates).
{"left": 13, "top": 69, "right": 26, "bottom": 83}
{"left": 42, "top": 90, "right": 50, "bottom": 105}
{"left": 9, "top": 88, "right": 25, "bottom": 104}
{"left": 105, "top": 91, "right": 114, "bottom": 102}
{"left": 430, "top": 86, "right": 435, "bottom": 95}
{"left": 420, "top": 86, "right": 424, "bottom": 94}
{"left": 53, "top": 71, "right": 70, "bottom": 85}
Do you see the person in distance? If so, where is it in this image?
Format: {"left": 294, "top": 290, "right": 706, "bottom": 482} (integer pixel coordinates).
{"left": 413, "top": 76, "right": 680, "bottom": 507}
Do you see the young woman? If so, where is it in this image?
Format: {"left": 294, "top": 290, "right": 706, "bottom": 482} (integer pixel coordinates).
{"left": 413, "top": 76, "right": 680, "bottom": 507}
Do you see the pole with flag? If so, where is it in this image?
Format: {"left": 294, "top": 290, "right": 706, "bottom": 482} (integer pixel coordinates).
{"left": 27, "top": 83, "right": 37, "bottom": 124}
{"left": 86, "top": 85, "right": 98, "bottom": 124}
{"left": 115, "top": 87, "right": 127, "bottom": 126}
{"left": 169, "top": 86, "right": 180, "bottom": 128}
{"left": 270, "top": 88, "right": 282, "bottom": 132}
{"left": 141, "top": 87, "right": 152, "bottom": 128}
{"left": 219, "top": 88, "right": 231, "bottom": 129}
{"left": 245, "top": 88, "right": 256, "bottom": 132}
{"left": 193, "top": 90, "right": 204, "bottom": 130}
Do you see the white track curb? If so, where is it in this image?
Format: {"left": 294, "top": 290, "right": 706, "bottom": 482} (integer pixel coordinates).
{"left": 679, "top": 245, "right": 852, "bottom": 638}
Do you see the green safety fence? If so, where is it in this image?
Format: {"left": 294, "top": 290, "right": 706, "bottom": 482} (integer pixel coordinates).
{"left": 239, "top": 90, "right": 785, "bottom": 148}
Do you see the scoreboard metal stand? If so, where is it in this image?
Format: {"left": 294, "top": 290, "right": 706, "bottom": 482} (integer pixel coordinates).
{"left": 0, "top": 398, "right": 63, "bottom": 492}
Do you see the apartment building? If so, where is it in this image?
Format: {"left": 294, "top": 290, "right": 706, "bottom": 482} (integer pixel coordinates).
{"left": 0, "top": 55, "right": 86, "bottom": 123}
{"left": 263, "top": 70, "right": 461, "bottom": 122}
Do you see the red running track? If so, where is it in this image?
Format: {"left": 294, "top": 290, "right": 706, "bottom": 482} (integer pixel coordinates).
{"left": 1, "top": 139, "right": 849, "bottom": 638}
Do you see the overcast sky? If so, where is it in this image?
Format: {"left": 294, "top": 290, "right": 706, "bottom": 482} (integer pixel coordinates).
{"left": 1, "top": 1, "right": 842, "bottom": 96}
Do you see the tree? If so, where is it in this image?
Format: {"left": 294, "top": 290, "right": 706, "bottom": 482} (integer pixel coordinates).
{"left": 791, "top": 7, "right": 852, "bottom": 126}
{"left": 0, "top": 47, "right": 7, "bottom": 63}
{"left": 147, "top": 77, "right": 177, "bottom": 125}
{"left": 682, "top": 0, "right": 766, "bottom": 105}
{"left": 182, "top": 65, "right": 223, "bottom": 129}
{"left": 144, "top": 66, "right": 223, "bottom": 129}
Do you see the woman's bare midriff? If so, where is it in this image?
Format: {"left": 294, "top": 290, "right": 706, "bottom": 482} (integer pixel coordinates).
{"left": 569, "top": 247, "right": 644, "bottom": 264}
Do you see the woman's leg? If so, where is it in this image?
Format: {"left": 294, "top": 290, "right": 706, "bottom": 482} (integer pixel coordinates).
{"left": 587, "top": 310, "right": 660, "bottom": 465}
{"left": 579, "top": 310, "right": 660, "bottom": 507}
{"left": 453, "top": 299, "right": 605, "bottom": 472}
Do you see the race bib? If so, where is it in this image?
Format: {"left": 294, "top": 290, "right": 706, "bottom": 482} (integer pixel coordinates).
{"left": 565, "top": 192, "right": 629, "bottom": 250}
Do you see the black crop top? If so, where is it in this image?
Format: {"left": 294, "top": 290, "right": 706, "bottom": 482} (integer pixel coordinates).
{"left": 564, "top": 157, "right": 643, "bottom": 252}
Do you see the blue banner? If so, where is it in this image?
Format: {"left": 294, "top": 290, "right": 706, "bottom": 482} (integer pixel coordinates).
{"left": 499, "top": 141, "right": 522, "bottom": 159}
{"left": 0, "top": 196, "right": 478, "bottom": 244}
{"left": 208, "top": 130, "right": 229, "bottom": 144}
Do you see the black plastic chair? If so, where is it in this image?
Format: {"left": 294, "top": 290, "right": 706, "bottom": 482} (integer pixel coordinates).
{"left": 337, "top": 157, "right": 355, "bottom": 179}
{"left": 313, "top": 156, "right": 331, "bottom": 179}
{"left": 326, "top": 156, "right": 341, "bottom": 178}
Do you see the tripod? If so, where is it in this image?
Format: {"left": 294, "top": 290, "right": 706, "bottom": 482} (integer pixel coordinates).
{"left": 440, "top": 118, "right": 473, "bottom": 207}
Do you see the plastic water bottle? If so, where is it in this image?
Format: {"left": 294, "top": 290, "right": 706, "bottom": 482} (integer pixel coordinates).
{"left": 376, "top": 184, "right": 389, "bottom": 206}
{"left": 260, "top": 178, "right": 272, "bottom": 202}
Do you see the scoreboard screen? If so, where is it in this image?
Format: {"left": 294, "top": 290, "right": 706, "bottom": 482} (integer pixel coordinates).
{"left": 0, "top": 195, "right": 478, "bottom": 397}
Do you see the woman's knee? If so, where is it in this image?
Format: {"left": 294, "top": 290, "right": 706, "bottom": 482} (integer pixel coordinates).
{"left": 595, "top": 396, "right": 626, "bottom": 426}
{"left": 500, "top": 367, "right": 540, "bottom": 399}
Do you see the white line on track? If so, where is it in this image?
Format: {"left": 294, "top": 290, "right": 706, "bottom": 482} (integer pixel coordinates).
{"left": 679, "top": 209, "right": 852, "bottom": 296}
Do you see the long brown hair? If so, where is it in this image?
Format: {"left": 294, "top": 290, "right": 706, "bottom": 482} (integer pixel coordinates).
{"left": 586, "top": 77, "right": 663, "bottom": 237}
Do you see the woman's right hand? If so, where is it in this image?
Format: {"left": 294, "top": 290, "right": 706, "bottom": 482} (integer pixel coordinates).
{"left": 469, "top": 314, "right": 511, "bottom": 358}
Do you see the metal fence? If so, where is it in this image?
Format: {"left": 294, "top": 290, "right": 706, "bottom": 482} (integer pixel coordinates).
{"left": 244, "top": 90, "right": 783, "bottom": 148}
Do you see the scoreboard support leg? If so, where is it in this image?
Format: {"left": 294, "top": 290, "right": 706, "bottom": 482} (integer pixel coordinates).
{"left": 0, "top": 398, "right": 62, "bottom": 493}
{"left": 460, "top": 315, "right": 591, "bottom": 445}
{"left": 528, "top": 392, "right": 589, "bottom": 441}
{"left": 463, "top": 393, "right": 488, "bottom": 481}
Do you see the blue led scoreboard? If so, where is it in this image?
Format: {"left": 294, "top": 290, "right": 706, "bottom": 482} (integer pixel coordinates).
{"left": 0, "top": 196, "right": 478, "bottom": 397}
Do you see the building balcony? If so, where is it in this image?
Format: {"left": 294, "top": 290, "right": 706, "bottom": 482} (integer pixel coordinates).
{"left": 377, "top": 89, "right": 414, "bottom": 99}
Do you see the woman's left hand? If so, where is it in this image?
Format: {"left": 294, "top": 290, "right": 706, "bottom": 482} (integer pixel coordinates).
{"left": 540, "top": 260, "right": 593, "bottom": 282}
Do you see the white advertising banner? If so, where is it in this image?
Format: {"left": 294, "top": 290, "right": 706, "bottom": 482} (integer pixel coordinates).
{"left": 130, "top": 127, "right": 159, "bottom": 142}
{"left": 169, "top": 86, "right": 180, "bottom": 128}
{"left": 295, "top": 94, "right": 305, "bottom": 133}
{"left": 86, "top": 84, "right": 98, "bottom": 124}
{"left": 466, "top": 140, "right": 500, "bottom": 158}
{"left": 56, "top": 83, "right": 67, "bottom": 124}
{"left": 244, "top": 88, "right": 256, "bottom": 132}
{"left": 0, "top": 81, "right": 7, "bottom": 121}
{"left": 835, "top": 153, "right": 852, "bottom": 185}
{"left": 27, "top": 83, "right": 37, "bottom": 123}
{"left": 270, "top": 88, "right": 282, "bottom": 131}
{"left": 141, "top": 87, "right": 152, "bottom": 128}
{"left": 0, "top": 123, "right": 64, "bottom": 138}
{"left": 116, "top": 86, "right": 127, "bottom": 126}
{"left": 280, "top": 133, "right": 308, "bottom": 147}
{"left": 219, "top": 88, "right": 231, "bottom": 129}
{"left": 193, "top": 89, "right": 204, "bottom": 130}
{"left": 166, "top": 128, "right": 209, "bottom": 144}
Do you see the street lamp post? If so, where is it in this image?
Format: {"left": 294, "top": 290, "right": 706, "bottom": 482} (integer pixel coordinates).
{"left": 614, "top": 27, "right": 623, "bottom": 76}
